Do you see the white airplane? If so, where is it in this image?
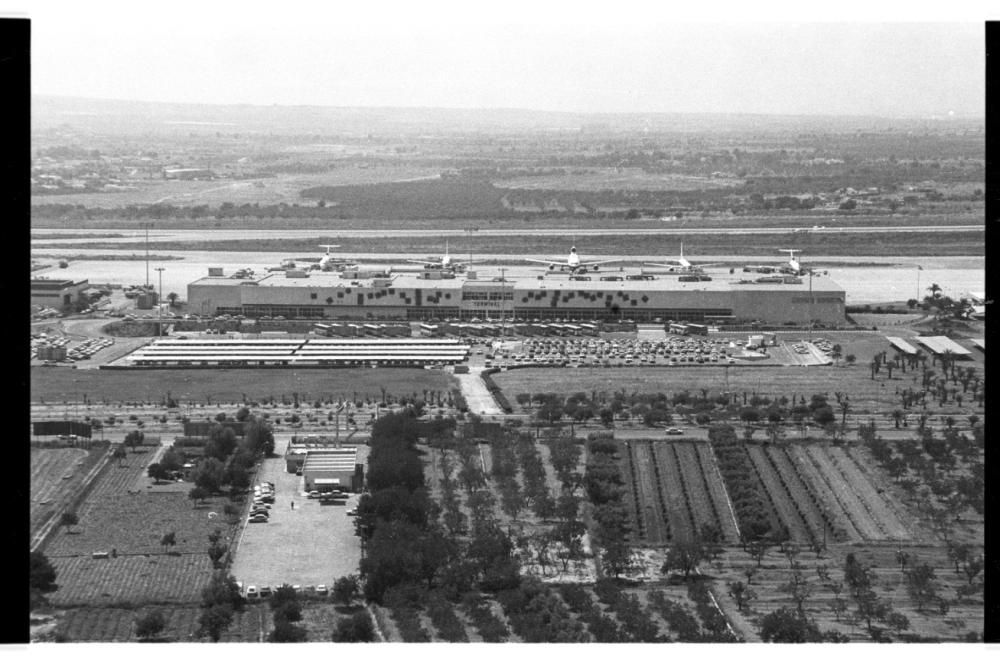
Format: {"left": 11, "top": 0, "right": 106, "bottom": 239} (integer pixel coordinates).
{"left": 779, "top": 249, "right": 802, "bottom": 273}
{"left": 525, "top": 246, "right": 620, "bottom": 273}
{"left": 645, "top": 243, "right": 722, "bottom": 273}
{"left": 407, "top": 241, "right": 464, "bottom": 271}
{"left": 318, "top": 244, "right": 342, "bottom": 271}
{"left": 742, "top": 249, "right": 807, "bottom": 274}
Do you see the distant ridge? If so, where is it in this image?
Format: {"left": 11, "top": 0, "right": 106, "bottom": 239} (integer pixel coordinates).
{"left": 32, "top": 94, "right": 982, "bottom": 136}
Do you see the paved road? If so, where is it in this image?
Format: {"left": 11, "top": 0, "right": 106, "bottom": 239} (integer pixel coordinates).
{"left": 453, "top": 365, "right": 503, "bottom": 416}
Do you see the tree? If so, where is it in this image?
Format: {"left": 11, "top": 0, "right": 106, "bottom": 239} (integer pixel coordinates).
{"left": 200, "top": 571, "right": 244, "bottom": 611}
{"left": 905, "top": 562, "right": 940, "bottom": 611}
{"left": 30, "top": 551, "right": 58, "bottom": 595}
{"left": 728, "top": 580, "right": 756, "bottom": 612}
{"left": 332, "top": 575, "right": 361, "bottom": 606}
{"left": 160, "top": 448, "right": 184, "bottom": 473}
{"left": 60, "top": 511, "right": 79, "bottom": 534}
{"left": 197, "top": 604, "right": 233, "bottom": 642}
{"left": 332, "top": 612, "right": 376, "bottom": 642}
{"left": 885, "top": 611, "right": 910, "bottom": 637}
{"left": 160, "top": 531, "right": 177, "bottom": 554}
{"left": 134, "top": 609, "right": 167, "bottom": 641}
{"left": 188, "top": 486, "right": 210, "bottom": 506}
{"left": 661, "top": 539, "right": 707, "bottom": 580}
{"left": 113, "top": 446, "right": 128, "bottom": 467}
{"left": 192, "top": 457, "right": 226, "bottom": 493}
{"left": 124, "top": 429, "right": 145, "bottom": 451}
{"left": 813, "top": 406, "right": 836, "bottom": 428}
{"left": 205, "top": 425, "right": 237, "bottom": 461}
{"left": 147, "top": 462, "right": 170, "bottom": 484}
{"left": 758, "top": 607, "right": 823, "bottom": 643}
{"left": 747, "top": 539, "right": 770, "bottom": 567}
{"left": 244, "top": 417, "right": 275, "bottom": 457}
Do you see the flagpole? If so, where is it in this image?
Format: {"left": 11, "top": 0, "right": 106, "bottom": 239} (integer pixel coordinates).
{"left": 916, "top": 266, "right": 920, "bottom": 302}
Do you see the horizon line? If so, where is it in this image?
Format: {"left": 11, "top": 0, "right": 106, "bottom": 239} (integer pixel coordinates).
{"left": 31, "top": 93, "right": 986, "bottom": 123}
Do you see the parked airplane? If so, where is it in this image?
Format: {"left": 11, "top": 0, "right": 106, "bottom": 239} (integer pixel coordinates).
{"left": 407, "top": 241, "right": 464, "bottom": 271}
{"left": 743, "top": 249, "right": 818, "bottom": 276}
{"left": 525, "top": 246, "right": 620, "bottom": 274}
{"left": 317, "top": 244, "right": 342, "bottom": 271}
{"left": 645, "top": 243, "right": 722, "bottom": 273}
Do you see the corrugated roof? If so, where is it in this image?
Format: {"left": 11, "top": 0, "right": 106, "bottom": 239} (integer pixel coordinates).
{"left": 885, "top": 336, "right": 919, "bottom": 354}
{"left": 917, "top": 336, "right": 972, "bottom": 355}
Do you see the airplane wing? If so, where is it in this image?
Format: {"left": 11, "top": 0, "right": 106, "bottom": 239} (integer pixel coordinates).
{"left": 645, "top": 262, "right": 683, "bottom": 268}
{"left": 524, "top": 258, "right": 563, "bottom": 265}
{"left": 579, "top": 259, "right": 621, "bottom": 267}
{"left": 405, "top": 259, "right": 439, "bottom": 265}
{"left": 695, "top": 262, "right": 724, "bottom": 268}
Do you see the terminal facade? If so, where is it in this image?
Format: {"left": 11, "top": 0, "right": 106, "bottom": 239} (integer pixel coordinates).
{"left": 187, "top": 270, "right": 846, "bottom": 326}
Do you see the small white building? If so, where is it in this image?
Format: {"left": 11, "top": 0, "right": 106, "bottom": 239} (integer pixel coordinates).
{"left": 301, "top": 448, "right": 360, "bottom": 493}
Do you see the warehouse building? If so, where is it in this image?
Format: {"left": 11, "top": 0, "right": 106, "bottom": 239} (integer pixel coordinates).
{"left": 187, "top": 269, "right": 845, "bottom": 326}
{"left": 31, "top": 277, "right": 90, "bottom": 308}
{"left": 301, "top": 448, "right": 362, "bottom": 493}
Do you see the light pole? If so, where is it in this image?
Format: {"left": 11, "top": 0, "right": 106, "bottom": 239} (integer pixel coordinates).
{"left": 155, "top": 267, "right": 165, "bottom": 315}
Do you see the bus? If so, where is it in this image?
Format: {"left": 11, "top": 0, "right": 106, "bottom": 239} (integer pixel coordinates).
{"left": 419, "top": 323, "right": 440, "bottom": 337}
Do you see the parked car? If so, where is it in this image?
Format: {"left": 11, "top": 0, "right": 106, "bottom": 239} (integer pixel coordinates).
{"left": 665, "top": 428, "right": 684, "bottom": 435}
{"left": 315, "top": 584, "right": 328, "bottom": 596}
{"left": 248, "top": 514, "right": 269, "bottom": 523}
{"left": 259, "top": 586, "right": 272, "bottom": 598}
{"left": 307, "top": 491, "right": 322, "bottom": 499}
{"left": 245, "top": 585, "right": 259, "bottom": 600}
{"left": 346, "top": 508, "right": 358, "bottom": 517}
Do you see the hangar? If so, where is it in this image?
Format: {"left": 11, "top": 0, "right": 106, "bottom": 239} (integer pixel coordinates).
{"left": 301, "top": 448, "right": 362, "bottom": 493}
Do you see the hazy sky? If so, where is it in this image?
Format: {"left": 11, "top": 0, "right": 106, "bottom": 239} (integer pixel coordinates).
{"left": 18, "top": 1, "right": 989, "bottom": 117}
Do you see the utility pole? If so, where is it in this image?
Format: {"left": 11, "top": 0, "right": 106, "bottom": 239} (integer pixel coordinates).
{"left": 808, "top": 270, "right": 814, "bottom": 342}
{"left": 155, "top": 267, "right": 165, "bottom": 315}
{"left": 145, "top": 223, "right": 150, "bottom": 288}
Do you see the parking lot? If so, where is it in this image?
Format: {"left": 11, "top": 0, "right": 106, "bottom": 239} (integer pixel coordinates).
{"left": 230, "top": 436, "right": 364, "bottom": 595}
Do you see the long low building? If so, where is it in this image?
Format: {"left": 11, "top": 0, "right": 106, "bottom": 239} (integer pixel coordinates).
{"left": 120, "top": 337, "right": 470, "bottom": 367}
{"left": 916, "top": 336, "right": 973, "bottom": 357}
{"left": 187, "top": 269, "right": 845, "bottom": 326}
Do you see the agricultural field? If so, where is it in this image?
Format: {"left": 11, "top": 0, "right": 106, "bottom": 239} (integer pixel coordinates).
{"left": 620, "top": 440, "right": 739, "bottom": 546}
{"left": 45, "top": 603, "right": 270, "bottom": 642}
{"left": 44, "top": 492, "right": 238, "bottom": 557}
{"left": 492, "top": 358, "right": 983, "bottom": 419}
{"left": 31, "top": 167, "right": 444, "bottom": 209}
{"left": 30, "top": 446, "right": 108, "bottom": 536}
{"left": 30, "top": 366, "right": 457, "bottom": 404}
{"left": 46, "top": 555, "right": 216, "bottom": 606}
{"left": 40, "top": 444, "right": 241, "bottom": 607}
{"left": 712, "top": 544, "right": 984, "bottom": 642}
{"left": 497, "top": 168, "right": 744, "bottom": 191}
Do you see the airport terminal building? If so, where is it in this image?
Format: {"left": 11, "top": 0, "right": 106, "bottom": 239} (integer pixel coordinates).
{"left": 187, "top": 270, "right": 845, "bottom": 326}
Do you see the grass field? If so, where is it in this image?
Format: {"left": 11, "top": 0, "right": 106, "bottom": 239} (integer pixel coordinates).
{"left": 30, "top": 367, "right": 457, "bottom": 404}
